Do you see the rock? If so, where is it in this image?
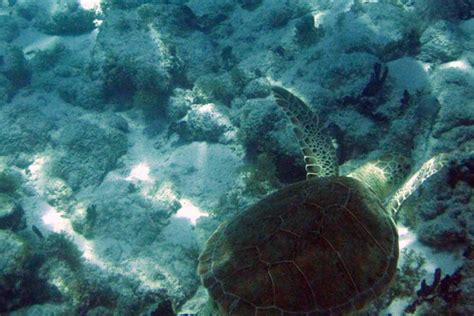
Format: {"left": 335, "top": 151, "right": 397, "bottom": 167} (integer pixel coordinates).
{"left": 9, "top": 304, "right": 69, "bottom": 316}
{"left": 49, "top": 120, "right": 128, "bottom": 190}
{"left": 43, "top": 178, "right": 74, "bottom": 210}
{"left": 96, "top": 8, "right": 180, "bottom": 111}
{"left": 0, "top": 15, "right": 19, "bottom": 42}
{"left": 455, "top": 260, "right": 474, "bottom": 315}
{"left": 163, "top": 142, "right": 243, "bottom": 207}
{"left": 238, "top": 0, "right": 262, "bottom": 11}
{"left": 238, "top": 98, "right": 302, "bottom": 181}
{"left": 107, "top": 114, "right": 129, "bottom": 133}
{"left": 0, "top": 43, "right": 31, "bottom": 99}
{"left": 35, "top": 0, "right": 96, "bottom": 35}
{"left": 0, "top": 104, "right": 53, "bottom": 155}
{"left": 413, "top": 153, "right": 473, "bottom": 250}
{"left": 335, "top": 2, "right": 410, "bottom": 56}
{"left": 174, "top": 103, "right": 234, "bottom": 143}
{"left": 419, "top": 21, "right": 463, "bottom": 63}
{"left": 387, "top": 57, "right": 430, "bottom": 93}
{"left": 0, "top": 165, "right": 23, "bottom": 194}
{"left": 187, "top": 0, "right": 235, "bottom": 17}
{"left": 242, "top": 78, "right": 270, "bottom": 99}
{"left": 14, "top": 1, "right": 41, "bottom": 21}
{"left": 0, "top": 193, "right": 24, "bottom": 230}
{"left": 0, "top": 230, "right": 26, "bottom": 276}
{"left": 415, "top": 0, "right": 474, "bottom": 21}
{"left": 10, "top": 153, "right": 34, "bottom": 169}
{"left": 82, "top": 179, "right": 181, "bottom": 242}
{"left": 430, "top": 61, "right": 474, "bottom": 152}
{"left": 418, "top": 212, "right": 467, "bottom": 248}
{"left": 192, "top": 74, "right": 237, "bottom": 106}
{"left": 150, "top": 218, "right": 201, "bottom": 307}
{"left": 167, "top": 89, "right": 193, "bottom": 122}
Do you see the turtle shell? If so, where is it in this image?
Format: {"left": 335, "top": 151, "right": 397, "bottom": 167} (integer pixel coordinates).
{"left": 198, "top": 176, "right": 399, "bottom": 315}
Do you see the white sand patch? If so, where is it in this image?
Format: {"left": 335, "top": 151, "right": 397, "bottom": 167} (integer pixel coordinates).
{"left": 127, "top": 162, "right": 152, "bottom": 182}
{"left": 80, "top": 0, "right": 101, "bottom": 11}
{"left": 175, "top": 199, "right": 209, "bottom": 225}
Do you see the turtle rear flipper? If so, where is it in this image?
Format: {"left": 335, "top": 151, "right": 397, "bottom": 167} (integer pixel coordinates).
{"left": 271, "top": 86, "right": 338, "bottom": 178}
{"left": 386, "top": 153, "right": 449, "bottom": 214}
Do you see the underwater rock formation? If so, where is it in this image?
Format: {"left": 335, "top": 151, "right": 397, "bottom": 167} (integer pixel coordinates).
{"left": 49, "top": 120, "right": 128, "bottom": 190}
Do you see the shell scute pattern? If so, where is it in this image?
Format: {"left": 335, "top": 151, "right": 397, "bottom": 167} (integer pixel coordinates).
{"left": 198, "top": 176, "right": 399, "bottom": 315}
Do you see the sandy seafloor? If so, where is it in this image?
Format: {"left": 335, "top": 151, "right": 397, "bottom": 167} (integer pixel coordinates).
{"left": 0, "top": 0, "right": 473, "bottom": 315}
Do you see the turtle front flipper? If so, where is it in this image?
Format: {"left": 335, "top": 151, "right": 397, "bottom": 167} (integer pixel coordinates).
{"left": 271, "top": 86, "right": 338, "bottom": 178}
{"left": 385, "top": 153, "right": 450, "bottom": 215}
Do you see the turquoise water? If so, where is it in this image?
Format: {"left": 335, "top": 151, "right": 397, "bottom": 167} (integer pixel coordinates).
{"left": 0, "top": 0, "right": 472, "bottom": 315}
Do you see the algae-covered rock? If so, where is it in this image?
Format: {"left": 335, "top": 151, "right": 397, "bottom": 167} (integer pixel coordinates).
{"left": 0, "top": 15, "right": 19, "bottom": 42}
{"left": 9, "top": 304, "right": 68, "bottom": 316}
{"left": 430, "top": 61, "right": 474, "bottom": 152}
{"left": 410, "top": 153, "right": 473, "bottom": 250}
{"left": 0, "top": 43, "right": 31, "bottom": 99}
{"left": 0, "top": 230, "right": 26, "bottom": 275}
{"left": 242, "top": 78, "right": 270, "bottom": 99}
{"left": 95, "top": 8, "right": 180, "bottom": 112}
{"left": 418, "top": 212, "right": 467, "bottom": 248}
{"left": 0, "top": 165, "right": 23, "bottom": 194}
{"left": 167, "top": 88, "right": 193, "bottom": 122}
{"left": 0, "top": 193, "right": 24, "bottom": 230}
{"left": 35, "top": 0, "right": 96, "bottom": 35}
{"left": 49, "top": 120, "right": 128, "bottom": 190}
{"left": 238, "top": 98, "right": 291, "bottom": 157}
{"left": 0, "top": 104, "right": 53, "bottom": 155}
{"left": 174, "top": 103, "right": 234, "bottom": 143}
{"left": 238, "top": 98, "right": 302, "bottom": 181}
{"left": 419, "top": 21, "right": 463, "bottom": 63}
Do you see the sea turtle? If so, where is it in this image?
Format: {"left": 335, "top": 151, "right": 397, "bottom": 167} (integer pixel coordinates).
{"left": 197, "top": 86, "right": 449, "bottom": 315}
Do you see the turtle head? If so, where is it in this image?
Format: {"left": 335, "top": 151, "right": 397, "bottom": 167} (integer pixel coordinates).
{"left": 348, "top": 153, "right": 411, "bottom": 202}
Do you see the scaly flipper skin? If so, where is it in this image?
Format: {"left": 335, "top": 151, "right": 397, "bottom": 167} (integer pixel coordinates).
{"left": 271, "top": 86, "right": 338, "bottom": 178}
{"left": 385, "top": 153, "right": 450, "bottom": 215}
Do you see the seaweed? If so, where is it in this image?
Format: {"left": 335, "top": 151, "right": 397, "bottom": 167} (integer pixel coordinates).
{"left": 400, "top": 89, "right": 411, "bottom": 110}
{"left": 339, "top": 63, "right": 390, "bottom": 123}
{"left": 32, "top": 225, "right": 44, "bottom": 239}
{"left": 405, "top": 268, "right": 462, "bottom": 314}
{"left": 362, "top": 63, "right": 388, "bottom": 97}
